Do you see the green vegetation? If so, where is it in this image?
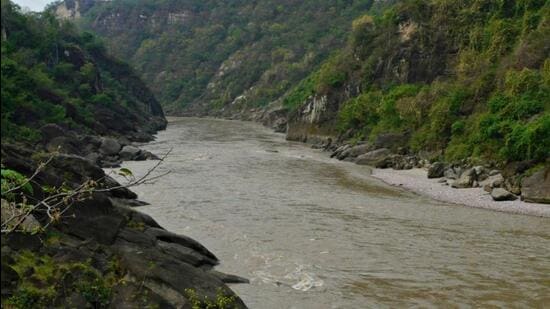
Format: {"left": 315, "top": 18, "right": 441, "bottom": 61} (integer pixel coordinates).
{"left": 70, "top": 0, "right": 384, "bottom": 112}
{"left": 185, "top": 288, "right": 237, "bottom": 309}
{"left": 4, "top": 250, "right": 120, "bottom": 308}
{"left": 287, "top": 0, "right": 549, "bottom": 164}
{"left": 1, "top": 0, "right": 162, "bottom": 143}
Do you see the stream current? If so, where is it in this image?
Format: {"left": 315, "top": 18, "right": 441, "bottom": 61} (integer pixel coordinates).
{"left": 117, "top": 117, "right": 549, "bottom": 308}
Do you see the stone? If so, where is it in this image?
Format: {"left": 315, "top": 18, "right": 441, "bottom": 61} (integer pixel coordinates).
{"left": 99, "top": 137, "right": 122, "bottom": 156}
{"left": 209, "top": 270, "right": 250, "bottom": 284}
{"left": 444, "top": 167, "right": 457, "bottom": 180}
{"left": 84, "top": 152, "right": 100, "bottom": 165}
{"left": 143, "top": 151, "right": 160, "bottom": 160}
{"left": 355, "top": 148, "right": 392, "bottom": 166}
{"left": 521, "top": 167, "right": 550, "bottom": 204}
{"left": 1, "top": 199, "right": 41, "bottom": 232}
{"left": 119, "top": 145, "right": 142, "bottom": 161}
{"left": 335, "top": 144, "right": 352, "bottom": 160}
{"left": 480, "top": 174, "right": 504, "bottom": 192}
{"left": 491, "top": 188, "right": 518, "bottom": 201}
{"left": 489, "top": 169, "right": 501, "bottom": 176}
{"left": 473, "top": 166, "right": 485, "bottom": 176}
{"left": 451, "top": 168, "right": 475, "bottom": 188}
{"left": 340, "top": 144, "right": 373, "bottom": 159}
{"left": 330, "top": 145, "right": 344, "bottom": 158}
{"left": 427, "top": 162, "right": 446, "bottom": 178}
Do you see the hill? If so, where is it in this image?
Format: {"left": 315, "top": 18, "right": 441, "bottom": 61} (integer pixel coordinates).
{"left": 285, "top": 0, "right": 549, "bottom": 165}
{"left": 1, "top": 0, "right": 166, "bottom": 144}
{"left": 54, "top": 0, "right": 391, "bottom": 113}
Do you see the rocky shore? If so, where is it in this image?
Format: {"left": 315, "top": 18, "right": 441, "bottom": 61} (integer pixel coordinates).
{"left": 310, "top": 136, "right": 550, "bottom": 214}
{"left": 371, "top": 168, "right": 550, "bottom": 217}
{"left": 1, "top": 125, "right": 248, "bottom": 308}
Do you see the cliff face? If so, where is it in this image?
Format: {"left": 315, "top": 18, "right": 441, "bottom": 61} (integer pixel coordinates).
{"left": 2, "top": 2, "right": 246, "bottom": 307}
{"left": 284, "top": 0, "right": 549, "bottom": 165}
{"left": 55, "top": 0, "right": 386, "bottom": 114}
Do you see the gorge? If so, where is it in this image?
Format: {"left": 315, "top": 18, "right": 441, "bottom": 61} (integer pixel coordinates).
{"left": 2, "top": 0, "right": 549, "bottom": 308}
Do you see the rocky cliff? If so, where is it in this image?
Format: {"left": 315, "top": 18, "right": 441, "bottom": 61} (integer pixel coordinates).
{"left": 1, "top": 2, "right": 247, "bottom": 307}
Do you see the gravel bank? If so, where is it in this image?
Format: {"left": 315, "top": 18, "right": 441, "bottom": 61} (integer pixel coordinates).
{"left": 371, "top": 168, "right": 550, "bottom": 217}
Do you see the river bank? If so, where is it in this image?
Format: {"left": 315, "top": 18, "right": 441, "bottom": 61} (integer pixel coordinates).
{"left": 117, "top": 117, "right": 550, "bottom": 308}
{"left": 1, "top": 122, "right": 247, "bottom": 308}
{"left": 370, "top": 168, "right": 550, "bottom": 217}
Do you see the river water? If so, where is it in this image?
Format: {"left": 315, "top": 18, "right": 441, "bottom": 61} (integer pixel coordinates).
{"left": 118, "top": 117, "right": 549, "bottom": 308}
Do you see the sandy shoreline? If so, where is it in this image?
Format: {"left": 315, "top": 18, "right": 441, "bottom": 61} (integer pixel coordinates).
{"left": 370, "top": 168, "right": 550, "bottom": 218}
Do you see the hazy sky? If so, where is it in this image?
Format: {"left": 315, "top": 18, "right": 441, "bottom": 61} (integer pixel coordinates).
{"left": 12, "top": 0, "right": 55, "bottom": 11}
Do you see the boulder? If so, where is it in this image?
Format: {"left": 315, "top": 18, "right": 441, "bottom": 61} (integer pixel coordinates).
{"left": 143, "top": 151, "right": 160, "bottom": 160}
{"left": 491, "top": 188, "right": 518, "bottom": 201}
{"left": 99, "top": 138, "right": 122, "bottom": 156}
{"left": 451, "top": 168, "right": 475, "bottom": 188}
{"left": 84, "top": 152, "right": 100, "bottom": 165}
{"left": 119, "top": 145, "right": 142, "bottom": 161}
{"left": 474, "top": 165, "right": 488, "bottom": 181}
{"left": 330, "top": 144, "right": 350, "bottom": 159}
{"left": 444, "top": 167, "right": 458, "bottom": 180}
{"left": 428, "top": 162, "right": 446, "bottom": 178}
{"left": 390, "top": 155, "right": 418, "bottom": 170}
{"left": 521, "top": 167, "right": 550, "bottom": 204}
{"left": 340, "top": 144, "right": 373, "bottom": 159}
{"left": 355, "top": 148, "right": 392, "bottom": 166}
{"left": 480, "top": 174, "right": 504, "bottom": 192}
{"left": 489, "top": 169, "right": 501, "bottom": 176}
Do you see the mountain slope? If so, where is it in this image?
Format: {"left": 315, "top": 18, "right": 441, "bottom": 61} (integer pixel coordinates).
{"left": 55, "top": 0, "right": 392, "bottom": 114}
{"left": 1, "top": 0, "right": 166, "bottom": 144}
{"left": 285, "top": 0, "right": 549, "bottom": 165}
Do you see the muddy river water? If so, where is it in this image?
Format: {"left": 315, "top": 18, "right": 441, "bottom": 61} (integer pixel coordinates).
{"left": 117, "top": 117, "right": 549, "bottom": 308}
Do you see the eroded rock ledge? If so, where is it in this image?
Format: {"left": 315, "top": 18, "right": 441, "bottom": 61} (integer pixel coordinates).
{"left": 1, "top": 143, "right": 247, "bottom": 308}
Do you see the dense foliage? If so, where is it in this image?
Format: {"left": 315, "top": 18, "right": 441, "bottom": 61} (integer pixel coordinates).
{"left": 286, "top": 0, "right": 550, "bottom": 164}
{"left": 1, "top": 0, "right": 163, "bottom": 143}
{"left": 68, "top": 0, "right": 390, "bottom": 113}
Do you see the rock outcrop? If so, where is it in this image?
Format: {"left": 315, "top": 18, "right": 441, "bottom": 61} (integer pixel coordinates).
{"left": 521, "top": 168, "right": 550, "bottom": 204}
{"left": 0, "top": 144, "right": 247, "bottom": 308}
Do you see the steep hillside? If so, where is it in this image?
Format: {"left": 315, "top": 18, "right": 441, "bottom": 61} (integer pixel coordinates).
{"left": 1, "top": 0, "right": 166, "bottom": 145}
{"left": 54, "top": 0, "right": 391, "bottom": 114}
{"left": 1, "top": 3, "right": 249, "bottom": 307}
{"left": 285, "top": 0, "right": 549, "bottom": 165}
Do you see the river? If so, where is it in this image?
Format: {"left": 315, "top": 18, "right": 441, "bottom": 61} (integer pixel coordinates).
{"left": 117, "top": 117, "right": 549, "bottom": 308}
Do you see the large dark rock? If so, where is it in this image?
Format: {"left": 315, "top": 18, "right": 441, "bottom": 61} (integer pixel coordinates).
{"left": 451, "top": 168, "right": 475, "bottom": 188}
{"left": 100, "top": 137, "right": 122, "bottom": 156}
{"left": 491, "top": 188, "right": 518, "bottom": 201}
{"left": 480, "top": 174, "right": 504, "bottom": 192}
{"left": 119, "top": 145, "right": 142, "bottom": 161}
{"left": 340, "top": 144, "right": 373, "bottom": 160}
{"left": 330, "top": 144, "right": 350, "bottom": 159}
{"left": 428, "top": 162, "right": 446, "bottom": 178}
{"left": 355, "top": 148, "right": 392, "bottom": 166}
{"left": 521, "top": 167, "right": 550, "bottom": 204}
